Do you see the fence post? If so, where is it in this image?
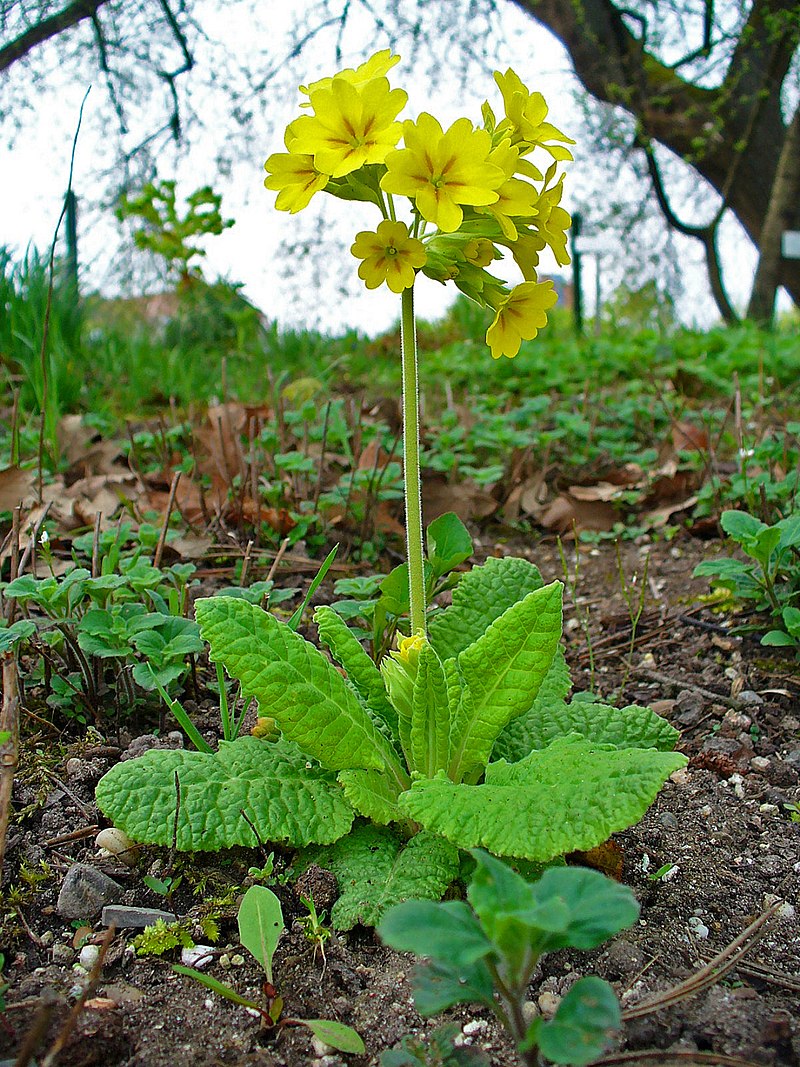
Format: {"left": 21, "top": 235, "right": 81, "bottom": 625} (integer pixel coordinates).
{"left": 571, "top": 211, "right": 583, "bottom": 335}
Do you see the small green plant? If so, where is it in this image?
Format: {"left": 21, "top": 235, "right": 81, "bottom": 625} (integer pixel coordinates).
{"left": 378, "top": 851, "right": 638, "bottom": 1067}
{"left": 175, "top": 885, "right": 364, "bottom": 1054}
{"left": 133, "top": 919, "right": 195, "bottom": 957}
{"left": 381, "top": 1022, "right": 489, "bottom": 1066}
{"left": 117, "top": 180, "right": 234, "bottom": 282}
{"left": 296, "top": 893, "right": 332, "bottom": 968}
{"left": 693, "top": 508, "right": 800, "bottom": 653}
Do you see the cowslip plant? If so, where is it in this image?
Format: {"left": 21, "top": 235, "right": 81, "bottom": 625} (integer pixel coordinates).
{"left": 175, "top": 885, "right": 364, "bottom": 1055}
{"left": 379, "top": 851, "right": 638, "bottom": 1067}
{"left": 95, "top": 51, "right": 685, "bottom": 925}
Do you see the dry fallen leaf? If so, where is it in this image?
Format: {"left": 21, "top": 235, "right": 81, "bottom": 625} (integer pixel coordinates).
{"left": 0, "top": 466, "right": 35, "bottom": 511}
{"left": 422, "top": 475, "right": 497, "bottom": 523}
{"left": 539, "top": 493, "right": 618, "bottom": 534}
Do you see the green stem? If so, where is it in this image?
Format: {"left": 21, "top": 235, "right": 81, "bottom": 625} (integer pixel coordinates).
{"left": 400, "top": 285, "right": 426, "bottom": 636}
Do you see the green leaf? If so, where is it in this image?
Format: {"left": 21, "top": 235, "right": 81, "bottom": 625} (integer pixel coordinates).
{"left": 401, "top": 737, "right": 687, "bottom": 862}
{"left": 491, "top": 648, "right": 571, "bottom": 762}
{"left": 238, "top": 885, "right": 283, "bottom": 983}
{"left": 300, "top": 1019, "right": 365, "bottom": 1055}
{"left": 426, "top": 513, "right": 473, "bottom": 578}
{"left": 378, "top": 900, "right": 492, "bottom": 968}
{"left": 303, "top": 824, "right": 460, "bottom": 929}
{"left": 429, "top": 555, "right": 544, "bottom": 662}
{"left": 409, "top": 643, "right": 451, "bottom": 777}
{"left": 96, "top": 737, "right": 354, "bottom": 850}
{"left": 336, "top": 768, "right": 407, "bottom": 824}
{"left": 411, "top": 957, "right": 495, "bottom": 1016}
{"left": 720, "top": 510, "right": 765, "bottom": 545}
{"left": 196, "top": 597, "right": 400, "bottom": 774}
{"left": 496, "top": 679, "right": 680, "bottom": 759}
{"left": 287, "top": 543, "right": 338, "bottom": 631}
{"left": 526, "top": 866, "right": 640, "bottom": 951}
{"left": 447, "top": 582, "right": 563, "bottom": 781}
{"left": 0, "top": 619, "right": 36, "bottom": 654}
{"left": 314, "top": 605, "right": 398, "bottom": 735}
{"left": 172, "top": 965, "right": 262, "bottom": 1010}
{"left": 761, "top": 630, "right": 797, "bottom": 647}
{"left": 529, "top": 976, "right": 621, "bottom": 1065}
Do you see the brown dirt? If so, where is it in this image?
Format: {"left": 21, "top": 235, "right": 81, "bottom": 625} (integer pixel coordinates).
{"left": 1, "top": 533, "right": 799, "bottom": 1067}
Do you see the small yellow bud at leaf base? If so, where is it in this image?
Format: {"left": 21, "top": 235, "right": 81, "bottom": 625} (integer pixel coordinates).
{"left": 252, "top": 716, "right": 279, "bottom": 740}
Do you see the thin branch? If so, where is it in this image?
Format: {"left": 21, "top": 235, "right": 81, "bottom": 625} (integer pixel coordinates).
{"left": 0, "top": 0, "right": 109, "bottom": 72}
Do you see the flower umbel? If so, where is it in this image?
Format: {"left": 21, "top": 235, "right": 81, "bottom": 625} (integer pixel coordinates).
{"left": 381, "top": 114, "right": 505, "bottom": 232}
{"left": 486, "top": 280, "right": 559, "bottom": 359}
{"left": 351, "top": 220, "right": 426, "bottom": 293}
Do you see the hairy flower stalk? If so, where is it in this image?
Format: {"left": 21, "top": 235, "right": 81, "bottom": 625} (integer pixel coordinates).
{"left": 400, "top": 285, "right": 426, "bottom": 636}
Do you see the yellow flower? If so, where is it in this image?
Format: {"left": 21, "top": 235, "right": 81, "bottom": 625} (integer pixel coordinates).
{"left": 494, "top": 69, "right": 576, "bottom": 160}
{"left": 290, "top": 76, "right": 407, "bottom": 178}
{"left": 351, "top": 220, "right": 426, "bottom": 293}
{"left": 535, "top": 177, "right": 572, "bottom": 266}
{"left": 300, "top": 49, "right": 401, "bottom": 98}
{"left": 486, "top": 280, "right": 558, "bottom": 359}
{"left": 480, "top": 138, "right": 539, "bottom": 240}
{"left": 398, "top": 633, "right": 426, "bottom": 661}
{"left": 381, "top": 113, "right": 505, "bottom": 233}
{"left": 263, "top": 152, "right": 329, "bottom": 213}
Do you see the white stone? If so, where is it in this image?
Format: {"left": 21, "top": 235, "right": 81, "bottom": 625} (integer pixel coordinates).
{"left": 538, "top": 991, "right": 560, "bottom": 1018}
{"left": 180, "top": 945, "right": 215, "bottom": 970}
{"left": 95, "top": 827, "right": 138, "bottom": 866}
{"left": 78, "top": 944, "right": 100, "bottom": 970}
{"left": 463, "top": 1020, "right": 488, "bottom": 1036}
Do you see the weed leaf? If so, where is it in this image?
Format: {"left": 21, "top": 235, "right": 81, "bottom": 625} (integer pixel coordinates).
{"left": 238, "top": 885, "right": 283, "bottom": 983}
{"left": 300, "top": 1019, "right": 365, "bottom": 1054}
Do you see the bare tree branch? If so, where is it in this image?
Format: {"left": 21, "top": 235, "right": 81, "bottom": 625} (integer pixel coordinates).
{"left": 0, "top": 0, "right": 109, "bottom": 72}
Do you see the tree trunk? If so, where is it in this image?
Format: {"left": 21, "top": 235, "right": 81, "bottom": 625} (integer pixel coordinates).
{"left": 509, "top": 0, "right": 800, "bottom": 304}
{"left": 747, "top": 105, "right": 800, "bottom": 323}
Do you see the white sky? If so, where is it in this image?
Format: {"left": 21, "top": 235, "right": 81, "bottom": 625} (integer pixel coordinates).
{"left": 0, "top": 1, "right": 772, "bottom": 334}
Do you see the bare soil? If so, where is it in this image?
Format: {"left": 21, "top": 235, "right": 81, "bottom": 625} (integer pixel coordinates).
{"left": 1, "top": 533, "right": 799, "bottom": 1067}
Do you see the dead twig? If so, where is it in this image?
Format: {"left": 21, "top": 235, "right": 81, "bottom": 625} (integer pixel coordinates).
{"left": 153, "top": 470, "right": 182, "bottom": 570}
{"left": 0, "top": 652, "right": 21, "bottom": 879}
{"left": 12, "top": 987, "right": 59, "bottom": 1067}
{"left": 631, "top": 666, "right": 745, "bottom": 712}
{"left": 40, "top": 923, "right": 116, "bottom": 1067}
{"left": 622, "top": 902, "right": 781, "bottom": 1019}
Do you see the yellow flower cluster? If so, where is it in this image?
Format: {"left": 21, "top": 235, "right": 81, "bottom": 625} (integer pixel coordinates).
{"left": 264, "top": 50, "right": 574, "bottom": 358}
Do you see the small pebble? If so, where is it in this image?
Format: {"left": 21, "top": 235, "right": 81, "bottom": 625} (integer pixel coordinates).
{"left": 65, "top": 758, "right": 83, "bottom": 777}
{"left": 311, "top": 1037, "right": 334, "bottom": 1057}
{"left": 78, "top": 944, "right": 100, "bottom": 970}
{"left": 521, "top": 1001, "right": 538, "bottom": 1024}
{"left": 750, "top": 756, "right": 771, "bottom": 772}
{"left": 538, "top": 991, "right": 560, "bottom": 1017}
{"left": 95, "top": 827, "right": 138, "bottom": 867}
{"left": 759, "top": 803, "right": 779, "bottom": 815}
{"left": 52, "top": 943, "right": 75, "bottom": 965}
{"left": 230, "top": 954, "right": 245, "bottom": 967}
{"left": 737, "top": 690, "right": 764, "bottom": 706}
{"left": 687, "top": 917, "right": 709, "bottom": 939}
{"left": 463, "top": 1020, "right": 487, "bottom": 1036}
{"left": 219, "top": 954, "right": 231, "bottom": 969}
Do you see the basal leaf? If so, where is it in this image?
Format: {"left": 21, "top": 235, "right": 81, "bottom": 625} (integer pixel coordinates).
{"left": 303, "top": 824, "right": 460, "bottom": 929}
{"left": 409, "top": 643, "right": 451, "bottom": 777}
{"left": 196, "top": 597, "right": 399, "bottom": 775}
{"left": 337, "top": 767, "right": 408, "bottom": 825}
{"left": 526, "top": 866, "right": 640, "bottom": 951}
{"left": 429, "top": 555, "right": 544, "bottom": 662}
{"left": 447, "top": 582, "right": 563, "bottom": 781}
{"left": 495, "top": 673, "right": 679, "bottom": 760}
{"left": 314, "top": 604, "right": 398, "bottom": 735}
{"left": 400, "top": 737, "right": 687, "bottom": 862}
{"left": 95, "top": 737, "right": 354, "bottom": 850}
{"left": 491, "top": 647, "right": 572, "bottom": 762}
{"left": 411, "top": 958, "right": 495, "bottom": 1016}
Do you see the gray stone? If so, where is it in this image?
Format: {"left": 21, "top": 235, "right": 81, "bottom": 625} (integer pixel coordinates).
{"left": 57, "top": 864, "right": 124, "bottom": 920}
{"left": 101, "top": 905, "right": 177, "bottom": 928}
